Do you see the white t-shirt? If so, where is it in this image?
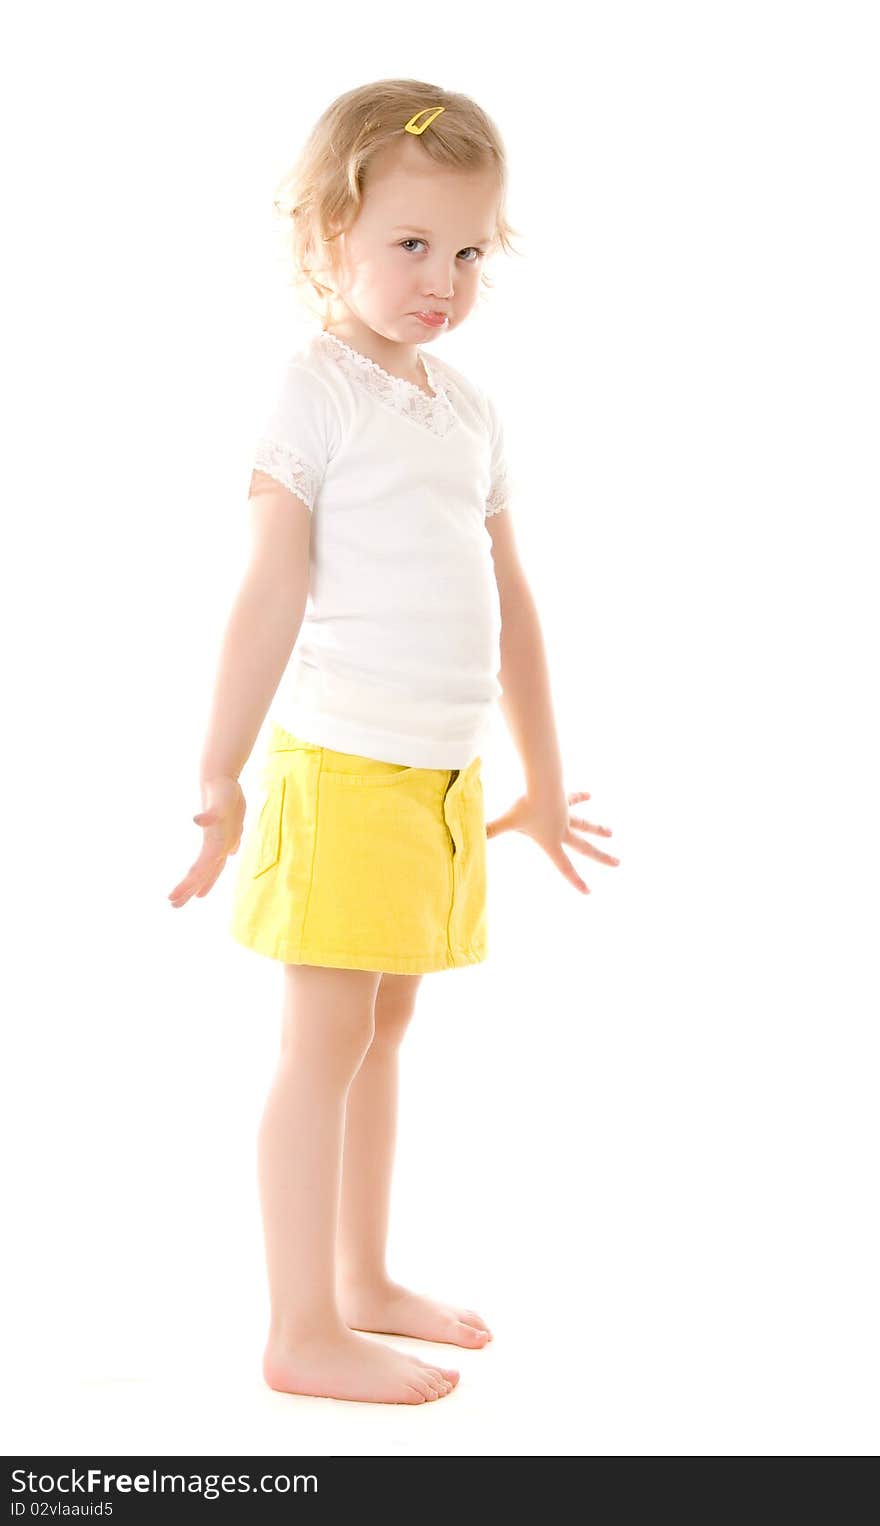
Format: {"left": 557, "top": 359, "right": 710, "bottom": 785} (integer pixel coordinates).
{"left": 252, "top": 328, "right": 512, "bottom": 768}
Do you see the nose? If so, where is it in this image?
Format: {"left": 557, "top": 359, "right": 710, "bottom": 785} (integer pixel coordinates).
{"left": 422, "top": 255, "right": 455, "bottom": 302}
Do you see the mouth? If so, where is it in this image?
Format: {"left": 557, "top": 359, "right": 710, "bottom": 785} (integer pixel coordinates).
{"left": 413, "top": 311, "right": 449, "bottom": 328}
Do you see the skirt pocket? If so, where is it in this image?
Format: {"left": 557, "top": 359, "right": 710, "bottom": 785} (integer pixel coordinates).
{"left": 253, "top": 775, "right": 286, "bottom": 877}
{"left": 318, "top": 754, "right": 418, "bottom": 787}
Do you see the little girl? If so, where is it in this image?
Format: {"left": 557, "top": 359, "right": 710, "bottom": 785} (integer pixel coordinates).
{"left": 168, "top": 78, "right": 619, "bottom": 1406}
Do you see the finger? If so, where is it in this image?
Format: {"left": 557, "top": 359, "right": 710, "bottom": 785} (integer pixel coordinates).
{"left": 169, "top": 846, "right": 226, "bottom": 903}
{"left": 569, "top": 816, "right": 613, "bottom": 836}
{"left": 197, "top": 851, "right": 227, "bottom": 881}
{"left": 168, "top": 870, "right": 209, "bottom": 906}
{"left": 485, "top": 809, "right": 517, "bottom": 839}
{"left": 193, "top": 810, "right": 218, "bottom": 826}
{"left": 550, "top": 845, "right": 590, "bottom": 894}
{"left": 192, "top": 844, "right": 227, "bottom": 874}
{"left": 567, "top": 791, "right": 591, "bottom": 804}
{"left": 565, "top": 831, "right": 620, "bottom": 865}
{"left": 169, "top": 865, "right": 204, "bottom": 901}
{"left": 195, "top": 859, "right": 227, "bottom": 897}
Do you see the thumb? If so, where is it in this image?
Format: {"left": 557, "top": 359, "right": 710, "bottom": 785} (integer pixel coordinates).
{"left": 485, "top": 807, "right": 518, "bottom": 840}
{"left": 193, "top": 810, "right": 216, "bottom": 827}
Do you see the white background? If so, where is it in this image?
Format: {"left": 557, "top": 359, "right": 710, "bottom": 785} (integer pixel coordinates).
{"left": 3, "top": 0, "right": 878, "bottom": 1458}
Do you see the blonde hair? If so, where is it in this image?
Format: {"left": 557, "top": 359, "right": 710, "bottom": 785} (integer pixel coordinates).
{"left": 271, "top": 78, "right": 522, "bottom": 325}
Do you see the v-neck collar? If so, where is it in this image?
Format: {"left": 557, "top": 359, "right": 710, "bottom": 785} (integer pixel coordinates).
{"left": 314, "top": 330, "right": 457, "bottom": 438}
{"left": 320, "top": 330, "right": 437, "bottom": 396}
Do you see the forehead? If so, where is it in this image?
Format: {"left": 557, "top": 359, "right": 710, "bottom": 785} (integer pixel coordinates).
{"left": 362, "top": 140, "right": 500, "bottom": 228}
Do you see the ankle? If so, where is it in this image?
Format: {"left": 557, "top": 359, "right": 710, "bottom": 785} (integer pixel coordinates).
{"left": 337, "top": 1267, "right": 395, "bottom": 1295}
{"left": 267, "top": 1310, "right": 347, "bottom": 1348}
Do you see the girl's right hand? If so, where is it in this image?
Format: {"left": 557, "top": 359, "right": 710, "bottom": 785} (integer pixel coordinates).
{"left": 167, "top": 776, "right": 246, "bottom": 907}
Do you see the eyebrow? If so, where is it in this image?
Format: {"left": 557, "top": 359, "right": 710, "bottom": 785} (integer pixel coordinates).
{"left": 392, "top": 225, "right": 494, "bottom": 243}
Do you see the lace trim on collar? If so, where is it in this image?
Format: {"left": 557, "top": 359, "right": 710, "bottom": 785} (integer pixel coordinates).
{"left": 315, "top": 330, "right": 457, "bottom": 437}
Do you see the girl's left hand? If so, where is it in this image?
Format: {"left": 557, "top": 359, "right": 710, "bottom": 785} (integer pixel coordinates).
{"left": 485, "top": 788, "right": 620, "bottom": 895}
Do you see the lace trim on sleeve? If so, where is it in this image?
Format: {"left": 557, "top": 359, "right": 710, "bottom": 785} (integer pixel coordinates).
{"left": 485, "top": 466, "right": 511, "bottom": 517}
{"left": 253, "top": 439, "right": 322, "bottom": 512}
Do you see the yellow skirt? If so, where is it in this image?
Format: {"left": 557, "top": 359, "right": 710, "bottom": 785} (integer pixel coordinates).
{"left": 229, "top": 723, "right": 488, "bottom": 975}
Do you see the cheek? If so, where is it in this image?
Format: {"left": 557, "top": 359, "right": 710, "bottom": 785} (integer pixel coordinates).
{"left": 361, "top": 258, "right": 402, "bottom": 300}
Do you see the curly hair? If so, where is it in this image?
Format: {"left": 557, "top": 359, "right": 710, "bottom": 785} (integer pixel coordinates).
{"left": 270, "top": 77, "right": 522, "bottom": 324}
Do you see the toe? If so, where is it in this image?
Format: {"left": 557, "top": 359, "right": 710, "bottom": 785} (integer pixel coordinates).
{"left": 421, "top": 1359, "right": 460, "bottom": 1384}
{"left": 457, "top": 1321, "right": 490, "bottom": 1346}
{"left": 460, "top": 1312, "right": 492, "bottom": 1334}
{"left": 403, "top": 1385, "right": 426, "bottom": 1404}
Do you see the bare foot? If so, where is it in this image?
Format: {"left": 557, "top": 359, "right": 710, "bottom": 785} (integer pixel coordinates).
{"left": 263, "top": 1324, "right": 460, "bottom": 1404}
{"left": 339, "top": 1278, "right": 493, "bottom": 1348}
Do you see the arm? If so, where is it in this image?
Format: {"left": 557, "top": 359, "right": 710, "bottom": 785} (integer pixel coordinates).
{"left": 487, "top": 508, "right": 564, "bottom": 798}
{"left": 486, "top": 508, "right": 619, "bottom": 893}
{"left": 199, "top": 471, "right": 311, "bottom": 787}
{"left": 168, "top": 471, "right": 311, "bottom": 908}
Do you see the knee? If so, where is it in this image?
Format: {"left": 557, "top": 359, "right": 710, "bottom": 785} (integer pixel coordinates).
{"left": 290, "top": 1001, "right": 375, "bottom": 1070}
{"left": 333, "top": 1003, "right": 377, "bottom": 1069}
{"left": 282, "top": 967, "right": 379, "bottom": 1075}
{"left": 371, "top": 982, "right": 420, "bottom": 1050}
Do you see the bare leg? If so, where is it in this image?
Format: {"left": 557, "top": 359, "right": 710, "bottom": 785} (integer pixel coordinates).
{"left": 336, "top": 972, "right": 493, "bottom": 1348}
{"left": 260, "top": 963, "right": 459, "bottom": 1403}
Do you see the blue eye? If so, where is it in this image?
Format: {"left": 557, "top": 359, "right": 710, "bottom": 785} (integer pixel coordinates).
{"left": 399, "top": 239, "right": 485, "bottom": 262}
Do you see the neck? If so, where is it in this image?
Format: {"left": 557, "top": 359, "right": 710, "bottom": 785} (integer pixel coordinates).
{"left": 321, "top": 312, "right": 424, "bottom": 382}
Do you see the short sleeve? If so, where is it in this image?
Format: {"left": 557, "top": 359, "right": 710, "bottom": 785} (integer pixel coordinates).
{"left": 251, "top": 362, "right": 338, "bottom": 513}
{"left": 483, "top": 389, "right": 512, "bottom": 518}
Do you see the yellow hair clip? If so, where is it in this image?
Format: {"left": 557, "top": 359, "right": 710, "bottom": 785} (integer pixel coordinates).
{"left": 403, "top": 106, "right": 445, "bottom": 135}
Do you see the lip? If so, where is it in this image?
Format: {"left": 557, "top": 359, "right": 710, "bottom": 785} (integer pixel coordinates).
{"left": 413, "top": 311, "right": 449, "bottom": 327}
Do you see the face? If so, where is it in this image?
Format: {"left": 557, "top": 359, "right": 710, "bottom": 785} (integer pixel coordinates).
{"left": 322, "top": 137, "right": 501, "bottom": 345}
